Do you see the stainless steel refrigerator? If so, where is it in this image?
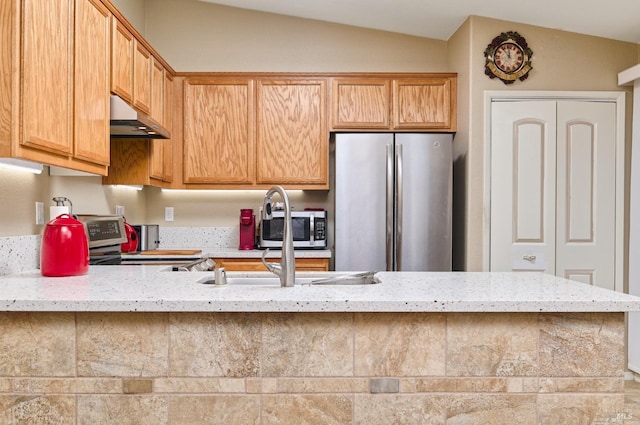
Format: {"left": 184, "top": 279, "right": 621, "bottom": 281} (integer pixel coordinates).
{"left": 332, "top": 133, "right": 452, "bottom": 271}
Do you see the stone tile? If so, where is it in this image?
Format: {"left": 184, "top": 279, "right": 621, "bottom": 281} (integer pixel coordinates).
{"left": 354, "top": 312, "right": 446, "bottom": 376}
{"left": 447, "top": 313, "right": 538, "bottom": 377}
{"left": 537, "top": 393, "right": 625, "bottom": 425}
{"left": 76, "top": 313, "right": 168, "bottom": 377}
{"left": 0, "top": 312, "right": 75, "bottom": 376}
{"left": 263, "top": 394, "right": 352, "bottom": 425}
{"left": 625, "top": 380, "right": 640, "bottom": 421}
{"left": 154, "top": 377, "right": 245, "bottom": 393}
{"left": 78, "top": 395, "right": 168, "bottom": 425}
{"left": 277, "top": 378, "right": 369, "bottom": 393}
{"left": 123, "top": 379, "right": 153, "bottom": 394}
{"left": 169, "top": 313, "right": 261, "bottom": 377}
{"left": 1, "top": 395, "right": 75, "bottom": 424}
{"left": 446, "top": 393, "right": 537, "bottom": 424}
{"left": 169, "top": 395, "right": 259, "bottom": 425}
{"left": 539, "top": 312, "right": 624, "bottom": 377}
{"left": 354, "top": 394, "right": 447, "bottom": 425}
{"left": 537, "top": 377, "right": 624, "bottom": 393}
{"left": 262, "top": 313, "right": 353, "bottom": 377}
{"left": 13, "top": 378, "right": 121, "bottom": 394}
{"left": 415, "top": 377, "right": 509, "bottom": 393}
{"left": 0, "top": 379, "right": 12, "bottom": 392}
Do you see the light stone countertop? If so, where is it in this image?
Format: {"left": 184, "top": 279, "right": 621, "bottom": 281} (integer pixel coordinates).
{"left": 1, "top": 267, "right": 640, "bottom": 313}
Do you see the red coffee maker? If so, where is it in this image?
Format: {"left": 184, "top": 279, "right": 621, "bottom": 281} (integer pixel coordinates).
{"left": 239, "top": 209, "right": 255, "bottom": 250}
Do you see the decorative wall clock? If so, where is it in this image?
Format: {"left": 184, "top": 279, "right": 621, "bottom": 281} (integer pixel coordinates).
{"left": 484, "top": 31, "right": 533, "bottom": 84}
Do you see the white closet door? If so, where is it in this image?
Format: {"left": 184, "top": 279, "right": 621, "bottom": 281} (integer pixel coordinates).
{"left": 490, "top": 100, "right": 617, "bottom": 290}
{"left": 556, "top": 101, "right": 616, "bottom": 289}
{"left": 490, "top": 101, "right": 557, "bottom": 274}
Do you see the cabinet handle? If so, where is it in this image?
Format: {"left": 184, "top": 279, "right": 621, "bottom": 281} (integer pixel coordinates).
{"left": 523, "top": 255, "right": 537, "bottom": 262}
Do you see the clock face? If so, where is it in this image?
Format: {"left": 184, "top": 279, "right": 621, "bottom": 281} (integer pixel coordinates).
{"left": 494, "top": 42, "right": 524, "bottom": 73}
{"left": 484, "top": 32, "right": 533, "bottom": 84}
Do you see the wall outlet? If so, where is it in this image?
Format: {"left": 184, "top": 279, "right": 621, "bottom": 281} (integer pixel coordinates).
{"left": 165, "top": 207, "right": 174, "bottom": 222}
{"left": 35, "top": 202, "right": 44, "bottom": 225}
{"left": 115, "top": 205, "right": 125, "bottom": 216}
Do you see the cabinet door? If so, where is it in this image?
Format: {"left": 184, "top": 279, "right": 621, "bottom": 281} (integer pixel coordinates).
{"left": 110, "top": 17, "right": 133, "bottom": 102}
{"left": 330, "top": 78, "right": 390, "bottom": 129}
{"left": 213, "top": 258, "right": 329, "bottom": 272}
{"left": 256, "top": 78, "right": 328, "bottom": 187}
{"left": 162, "top": 72, "right": 174, "bottom": 183}
{"left": 133, "top": 40, "right": 151, "bottom": 114}
{"left": 183, "top": 78, "right": 254, "bottom": 184}
{"left": 21, "top": 0, "right": 73, "bottom": 156}
{"left": 150, "top": 57, "right": 164, "bottom": 125}
{"left": 74, "top": 0, "right": 110, "bottom": 166}
{"left": 392, "top": 77, "right": 455, "bottom": 130}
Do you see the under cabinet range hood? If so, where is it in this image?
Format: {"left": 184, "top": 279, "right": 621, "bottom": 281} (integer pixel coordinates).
{"left": 110, "top": 95, "right": 170, "bottom": 139}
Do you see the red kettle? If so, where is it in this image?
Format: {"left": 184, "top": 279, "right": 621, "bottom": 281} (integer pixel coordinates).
{"left": 40, "top": 214, "right": 89, "bottom": 277}
{"left": 121, "top": 220, "right": 139, "bottom": 253}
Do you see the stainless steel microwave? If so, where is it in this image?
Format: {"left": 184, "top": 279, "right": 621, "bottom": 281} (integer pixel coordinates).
{"left": 258, "top": 210, "right": 327, "bottom": 249}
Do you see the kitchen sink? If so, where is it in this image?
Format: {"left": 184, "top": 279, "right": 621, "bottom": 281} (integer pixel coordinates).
{"left": 196, "top": 271, "right": 380, "bottom": 287}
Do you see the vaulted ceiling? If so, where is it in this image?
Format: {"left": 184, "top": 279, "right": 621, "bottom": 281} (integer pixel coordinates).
{"left": 199, "top": 0, "right": 640, "bottom": 43}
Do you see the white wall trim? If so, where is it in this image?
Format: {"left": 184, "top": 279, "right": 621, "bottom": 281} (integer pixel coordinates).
{"left": 483, "top": 90, "right": 626, "bottom": 293}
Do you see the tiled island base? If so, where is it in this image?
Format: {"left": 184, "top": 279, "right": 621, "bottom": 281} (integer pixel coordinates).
{"left": 0, "top": 312, "right": 627, "bottom": 424}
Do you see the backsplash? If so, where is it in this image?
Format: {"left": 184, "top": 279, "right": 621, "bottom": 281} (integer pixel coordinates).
{"left": 0, "top": 235, "right": 41, "bottom": 275}
{"left": 156, "top": 227, "right": 238, "bottom": 249}
{"left": 0, "top": 228, "right": 239, "bottom": 276}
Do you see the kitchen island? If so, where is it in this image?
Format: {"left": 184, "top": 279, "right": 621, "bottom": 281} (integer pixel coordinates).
{"left": 0, "top": 268, "right": 639, "bottom": 424}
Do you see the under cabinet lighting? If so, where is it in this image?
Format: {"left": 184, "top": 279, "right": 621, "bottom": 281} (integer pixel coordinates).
{"left": 113, "top": 185, "right": 144, "bottom": 191}
{"left": 160, "top": 189, "right": 305, "bottom": 194}
{"left": 0, "top": 158, "right": 43, "bottom": 174}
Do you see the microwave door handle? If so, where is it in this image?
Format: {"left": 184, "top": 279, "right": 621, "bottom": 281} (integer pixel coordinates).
{"left": 310, "top": 214, "right": 315, "bottom": 246}
{"left": 386, "top": 143, "right": 394, "bottom": 271}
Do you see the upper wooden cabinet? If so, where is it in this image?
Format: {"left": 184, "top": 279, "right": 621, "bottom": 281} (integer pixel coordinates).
{"left": 256, "top": 78, "right": 328, "bottom": 187}
{"left": 104, "top": 76, "right": 181, "bottom": 188}
{"left": 330, "top": 74, "right": 456, "bottom": 132}
{"left": 0, "top": 0, "right": 111, "bottom": 174}
{"left": 74, "top": 0, "right": 111, "bottom": 166}
{"left": 110, "top": 17, "right": 134, "bottom": 103}
{"left": 182, "top": 76, "right": 328, "bottom": 189}
{"left": 183, "top": 77, "right": 255, "bottom": 186}
{"left": 330, "top": 78, "right": 391, "bottom": 129}
{"left": 132, "top": 40, "right": 152, "bottom": 115}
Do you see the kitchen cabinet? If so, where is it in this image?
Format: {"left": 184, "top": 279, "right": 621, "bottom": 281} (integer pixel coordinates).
{"left": 182, "top": 76, "right": 328, "bottom": 189}
{"left": 183, "top": 77, "right": 255, "bottom": 186}
{"left": 110, "top": 16, "right": 156, "bottom": 118}
{"left": 256, "top": 78, "right": 328, "bottom": 187}
{"left": 330, "top": 78, "right": 391, "bottom": 129}
{"left": 0, "top": 0, "right": 111, "bottom": 174}
{"left": 133, "top": 40, "right": 152, "bottom": 115}
{"left": 330, "top": 74, "right": 456, "bottom": 131}
{"left": 149, "top": 72, "right": 175, "bottom": 183}
{"left": 110, "top": 17, "right": 134, "bottom": 103}
{"left": 74, "top": 0, "right": 111, "bottom": 166}
{"left": 104, "top": 76, "right": 182, "bottom": 187}
{"left": 211, "top": 257, "right": 329, "bottom": 272}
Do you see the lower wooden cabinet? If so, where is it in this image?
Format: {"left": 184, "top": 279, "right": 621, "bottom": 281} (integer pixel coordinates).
{"left": 212, "top": 257, "right": 329, "bottom": 272}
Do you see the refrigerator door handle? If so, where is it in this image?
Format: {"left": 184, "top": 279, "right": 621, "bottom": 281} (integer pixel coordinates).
{"left": 386, "top": 144, "right": 394, "bottom": 271}
{"left": 396, "top": 144, "right": 403, "bottom": 271}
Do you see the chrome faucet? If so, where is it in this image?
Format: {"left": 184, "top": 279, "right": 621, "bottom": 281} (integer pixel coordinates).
{"left": 260, "top": 185, "right": 295, "bottom": 287}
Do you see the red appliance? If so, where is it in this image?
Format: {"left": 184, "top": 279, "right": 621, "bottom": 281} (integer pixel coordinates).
{"left": 120, "top": 220, "right": 139, "bottom": 253}
{"left": 40, "top": 213, "right": 89, "bottom": 277}
{"left": 239, "top": 208, "right": 255, "bottom": 250}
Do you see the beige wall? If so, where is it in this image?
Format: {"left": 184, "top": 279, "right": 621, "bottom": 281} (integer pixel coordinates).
{"left": 143, "top": 0, "right": 448, "bottom": 72}
{"left": 450, "top": 16, "right": 638, "bottom": 271}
